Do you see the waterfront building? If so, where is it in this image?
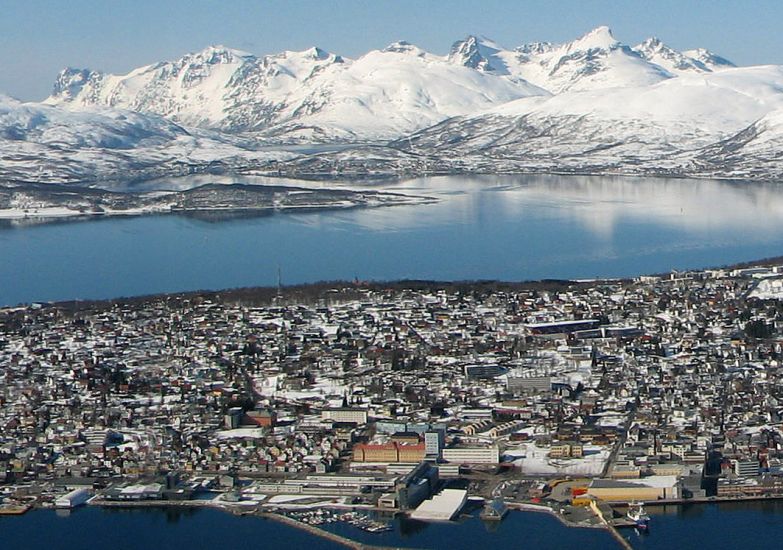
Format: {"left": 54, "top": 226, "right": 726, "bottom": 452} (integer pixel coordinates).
{"left": 587, "top": 476, "right": 680, "bottom": 502}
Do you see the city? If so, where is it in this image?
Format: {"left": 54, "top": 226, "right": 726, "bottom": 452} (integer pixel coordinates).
{"left": 4, "top": 263, "right": 783, "bottom": 544}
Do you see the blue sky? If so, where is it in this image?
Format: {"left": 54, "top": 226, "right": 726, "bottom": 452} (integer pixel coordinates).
{"left": 2, "top": 0, "right": 781, "bottom": 100}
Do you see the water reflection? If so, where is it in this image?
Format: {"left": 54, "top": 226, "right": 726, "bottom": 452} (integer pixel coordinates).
{"left": 5, "top": 174, "right": 783, "bottom": 305}
{"left": 347, "top": 174, "right": 783, "bottom": 238}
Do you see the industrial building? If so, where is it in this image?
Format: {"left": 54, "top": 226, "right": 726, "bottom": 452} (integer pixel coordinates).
{"left": 54, "top": 488, "right": 90, "bottom": 509}
{"left": 587, "top": 476, "right": 680, "bottom": 502}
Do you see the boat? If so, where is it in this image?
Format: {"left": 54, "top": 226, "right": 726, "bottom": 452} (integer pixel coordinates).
{"left": 626, "top": 502, "right": 650, "bottom": 530}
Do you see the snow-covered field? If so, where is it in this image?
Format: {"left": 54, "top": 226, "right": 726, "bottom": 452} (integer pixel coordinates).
{"left": 505, "top": 443, "right": 611, "bottom": 476}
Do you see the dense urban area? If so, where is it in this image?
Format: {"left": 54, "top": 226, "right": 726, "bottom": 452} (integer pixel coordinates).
{"left": 5, "top": 264, "right": 783, "bottom": 540}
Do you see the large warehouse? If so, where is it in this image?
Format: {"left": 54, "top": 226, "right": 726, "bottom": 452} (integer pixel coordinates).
{"left": 587, "top": 475, "right": 680, "bottom": 502}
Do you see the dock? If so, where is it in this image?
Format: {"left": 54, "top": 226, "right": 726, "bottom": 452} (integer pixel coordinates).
{"left": 261, "top": 512, "right": 415, "bottom": 550}
{"left": 588, "top": 500, "right": 634, "bottom": 550}
{"left": 0, "top": 503, "right": 32, "bottom": 515}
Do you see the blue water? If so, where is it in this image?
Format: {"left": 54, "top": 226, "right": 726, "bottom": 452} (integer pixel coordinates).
{"left": 0, "top": 506, "right": 342, "bottom": 550}
{"left": 4, "top": 174, "right": 783, "bottom": 305}
{"left": 623, "top": 501, "right": 783, "bottom": 549}
{"left": 6, "top": 503, "right": 783, "bottom": 549}
{"left": 322, "top": 508, "right": 615, "bottom": 548}
{"left": 0, "top": 507, "right": 615, "bottom": 550}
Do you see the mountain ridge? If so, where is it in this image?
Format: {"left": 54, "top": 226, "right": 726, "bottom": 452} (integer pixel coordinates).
{"left": 5, "top": 27, "right": 783, "bottom": 185}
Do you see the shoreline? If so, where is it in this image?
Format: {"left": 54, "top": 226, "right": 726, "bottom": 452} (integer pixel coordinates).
{"left": 16, "top": 494, "right": 783, "bottom": 550}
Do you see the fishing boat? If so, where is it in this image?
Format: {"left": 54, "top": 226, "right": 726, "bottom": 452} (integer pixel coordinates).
{"left": 626, "top": 502, "right": 650, "bottom": 530}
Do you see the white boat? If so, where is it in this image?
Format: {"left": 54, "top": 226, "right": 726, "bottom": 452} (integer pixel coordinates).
{"left": 627, "top": 502, "right": 650, "bottom": 530}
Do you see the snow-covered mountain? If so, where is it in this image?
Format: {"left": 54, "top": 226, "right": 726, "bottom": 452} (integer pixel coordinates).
{"left": 42, "top": 27, "right": 749, "bottom": 145}
{"left": 0, "top": 95, "right": 293, "bottom": 185}
{"left": 46, "top": 42, "right": 543, "bottom": 141}
{"left": 448, "top": 27, "right": 671, "bottom": 93}
{"left": 690, "top": 108, "right": 783, "bottom": 179}
{"left": 399, "top": 62, "right": 783, "bottom": 169}
{"left": 633, "top": 38, "right": 711, "bottom": 74}
{"left": 9, "top": 26, "right": 783, "bottom": 185}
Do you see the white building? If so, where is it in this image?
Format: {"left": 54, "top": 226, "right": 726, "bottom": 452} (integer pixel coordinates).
{"left": 55, "top": 488, "right": 90, "bottom": 508}
{"left": 442, "top": 445, "right": 499, "bottom": 464}
{"left": 321, "top": 407, "right": 368, "bottom": 424}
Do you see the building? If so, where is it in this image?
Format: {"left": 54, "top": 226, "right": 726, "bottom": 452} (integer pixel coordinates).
{"left": 424, "top": 429, "right": 445, "bottom": 460}
{"left": 352, "top": 442, "right": 425, "bottom": 463}
{"left": 587, "top": 476, "right": 680, "bottom": 502}
{"left": 507, "top": 376, "right": 551, "bottom": 395}
{"left": 55, "top": 488, "right": 90, "bottom": 509}
{"left": 442, "top": 445, "right": 499, "bottom": 465}
{"left": 734, "top": 459, "right": 760, "bottom": 478}
{"left": 224, "top": 407, "right": 244, "bottom": 429}
{"left": 409, "top": 488, "right": 467, "bottom": 521}
{"left": 525, "top": 319, "right": 600, "bottom": 336}
{"left": 549, "top": 442, "right": 584, "bottom": 458}
{"left": 465, "top": 364, "right": 506, "bottom": 379}
{"left": 395, "top": 461, "right": 440, "bottom": 510}
{"left": 390, "top": 432, "right": 421, "bottom": 445}
{"left": 321, "top": 407, "right": 368, "bottom": 425}
{"left": 244, "top": 408, "right": 276, "bottom": 427}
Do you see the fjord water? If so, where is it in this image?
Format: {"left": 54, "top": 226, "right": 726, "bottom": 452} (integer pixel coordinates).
{"left": 4, "top": 174, "right": 783, "bottom": 305}
{"left": 2, "top": 506, "right": 615, "bottom": 550}
{"left": 6, "top": 502, "right": 783, "bottom": 550}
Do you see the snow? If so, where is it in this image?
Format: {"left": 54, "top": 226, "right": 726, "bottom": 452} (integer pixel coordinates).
{"left": 7, "top": 27, "right": 783, "bottom": 183}
{"left": 505, "top": 443, "right": 611, "bottom": 476}
{"left": 45, "top": 41, "right": 544, "bottom": 142}
{"left": 567, "top": 25, "right": 619, "bottom": 51}
{"left": 749, "top": 277, "right": 783, "bottom": 300}
{"left": 489, "top": 65, "right": 783, "bottom": 134}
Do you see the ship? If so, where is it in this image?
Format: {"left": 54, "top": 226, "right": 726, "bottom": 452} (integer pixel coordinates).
{"left": 626, "top": 502, "right": 650, "bottom": 530}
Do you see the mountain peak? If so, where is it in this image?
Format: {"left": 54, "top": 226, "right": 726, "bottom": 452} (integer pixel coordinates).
{"left": 304, "top": 46, "right": 330, "bottom": 60}
{"left": 568, "top": 26, "right": 619, "bottom": 51}
{"left": 638, "top": 37, "right": 664, "bottom": 50}
{"left": 682, "top": 48, "right": 736, "bottom": 70}
{"left": 192, "top": 45, "right": 255, "bottom": 64}
{"left": 383, "top": 41, "right": 426, "bottom": 56}
{"left": 634, "top": 37, "right": 681, "bottom": 59}
{"left": 51, "top": 67, "right": 98, "bottom": 100}
{"left": 448, "top": 35, "right": 501, "bottom": 71}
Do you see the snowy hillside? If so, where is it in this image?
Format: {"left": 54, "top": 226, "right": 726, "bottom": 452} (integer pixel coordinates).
{"left": 397, "top": 63, "right": 783, "bottom": 176}
{"left": 0, "top": 95, "right": 294, "bottom": 185}
{"left": 689, "top": 108, "right": 783, "bottom": 179}
{"left": 4, "top": 26, "right": 783, "bottom": 184}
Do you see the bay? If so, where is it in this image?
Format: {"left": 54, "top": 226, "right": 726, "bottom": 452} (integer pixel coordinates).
{"left": 3, "top": 174, "right": 783, "bottom": 305}
{"left": 0, "top": 507, "right": 615, "bottom": 550}
{"left": 5, "top": 502, "right": 783, "bottom": 550}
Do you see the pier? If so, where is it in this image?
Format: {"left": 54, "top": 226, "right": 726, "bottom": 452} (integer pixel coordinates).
{"left": 260, "top": 512, "right": 415, "bottom": 550}
{"left": 588, "top": 500, "right": 633, "bottom": 550}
